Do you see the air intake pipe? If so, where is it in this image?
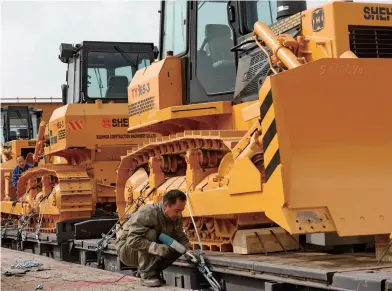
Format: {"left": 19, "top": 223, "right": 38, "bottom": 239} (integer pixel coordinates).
{"left": 254, "top": 21, "right": 302, "bottom": 70}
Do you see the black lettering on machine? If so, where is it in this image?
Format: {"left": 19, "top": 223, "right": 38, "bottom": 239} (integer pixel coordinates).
{"left": 96, "top": 134, "right": 131, "bottom": 139}
{"left": 96, "top": 133, "right": 157, "bottom": 139}
{"left": 364, "top": 6, "right": 392, "bottom": 21}
{"left": 112, "top": 118, "right": 129, "bottom": 128}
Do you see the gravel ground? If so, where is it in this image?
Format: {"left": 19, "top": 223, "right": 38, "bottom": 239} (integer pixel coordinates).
{"left": 1, "top": 247, "right": 186, "bottom": 291}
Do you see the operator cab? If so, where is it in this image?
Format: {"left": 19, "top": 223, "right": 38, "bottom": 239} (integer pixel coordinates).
{"left": 59, "top": 41, "right": 158, "bottom": 105}
{"left": 1, "top": 106, "right": 42, "bottom": 144}
{"left": 158, "top": 0, "right": 306, "bottom": 104}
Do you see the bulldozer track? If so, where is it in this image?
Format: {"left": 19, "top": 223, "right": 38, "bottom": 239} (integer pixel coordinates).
{"left": 117, "top": 130, "right": 252, "bottom": 252}
{"left": 2, "top": 164, "right": 94, "bottom": 234}
{"left": 120, "top": 130, "right": 247, "bottom": 169}
{"left": 117, "top": 130, "right": 248, "bottom": 203}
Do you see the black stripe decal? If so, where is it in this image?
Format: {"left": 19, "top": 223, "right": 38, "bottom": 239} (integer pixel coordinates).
{"left": 262, "top": 119, "right": 276, "bottom": 153}
{"left": 260, "top": 89, "right": 281, "bottom": 182}
{"left": 260, "top": 89, "right": 273, "bottom": 121}
{"left": 265, "top": 150, "right": 280, "bottom": 182}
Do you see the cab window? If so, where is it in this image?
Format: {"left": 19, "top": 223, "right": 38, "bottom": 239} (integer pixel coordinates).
{"left": 244, "top": 0, "right": 277, "bottom": 32}
{"left": 162, "top": 0, "right": 187, "bottom": 57}
{"left": 195, "top": 1, "right": 236, "bottom": 95}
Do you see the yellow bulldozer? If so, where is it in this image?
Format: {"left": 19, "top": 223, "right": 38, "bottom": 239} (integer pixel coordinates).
{"left": 113, "top": 0, "right": 392, "bottom": 255}
{"left": 2, "top": 0, "right": 391, "bottom": 266}
{"left": 0, "top": 41, "right": 159, "bottom": 243}
{"left": 1, "top": 101, "right": 61, "bottom": 202}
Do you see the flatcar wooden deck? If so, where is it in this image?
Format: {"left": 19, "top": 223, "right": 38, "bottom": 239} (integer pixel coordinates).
{"left": 72, "top": 238, "right": 392, "bottom": 290}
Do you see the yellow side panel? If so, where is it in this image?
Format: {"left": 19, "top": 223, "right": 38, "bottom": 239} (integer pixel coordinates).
{"left": 231, "top": 101, "right": 260, "bottom": 130}
{"left": 46, "top": 103, "right": 157, "bottom": 153}
{"left": 1, "top": 201, "right": 23, "bottom": 215}
{"left": 10, "top": 140, "right": 36, "bottom": 158}
{"left": 301, "top": 2, "right": 392, "bottom": 58}
{"left": 228, "top": 158, "right": 262, "bottom": 195}
{"left": 128, "top": 57, "right": 183, "bottom": 128}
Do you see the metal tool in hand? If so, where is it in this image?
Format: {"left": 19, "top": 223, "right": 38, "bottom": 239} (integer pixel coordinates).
{"left": 158, "top": 233, "right": 221, "bottom": 291}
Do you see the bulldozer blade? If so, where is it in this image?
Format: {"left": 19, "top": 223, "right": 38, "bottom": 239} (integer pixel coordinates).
{"left": 261, "top": 58, "right": 392, "bottom": 237}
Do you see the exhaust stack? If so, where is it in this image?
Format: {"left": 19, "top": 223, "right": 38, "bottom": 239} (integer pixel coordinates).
{"left": 276, "top": 0, "right": 307, "bottom": 21}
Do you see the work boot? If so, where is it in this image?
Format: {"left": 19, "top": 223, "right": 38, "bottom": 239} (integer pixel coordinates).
{"left": 157, "top": 270, "right": 166, "bottom": 284}
{"left": 140, "top": 276, "right": 162, "bottom": 287}
{"left": 159, "top": 276, "right": 166, "bottom": 284}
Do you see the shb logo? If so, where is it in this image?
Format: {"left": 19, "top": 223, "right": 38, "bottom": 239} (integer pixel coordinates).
{"left": 312, "top": 8, "right": 324, "bottom": 32}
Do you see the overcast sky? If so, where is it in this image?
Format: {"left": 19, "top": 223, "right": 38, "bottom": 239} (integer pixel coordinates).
{"left": 1, "top": 0, "right": 391, "bottom": 99}
{"left": 1, "top": 0, "right": 161, "bottom": 99}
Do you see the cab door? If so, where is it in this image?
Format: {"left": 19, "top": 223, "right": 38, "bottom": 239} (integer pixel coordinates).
{"left": 159, "top": 0, "right": 243, "bottom": 105}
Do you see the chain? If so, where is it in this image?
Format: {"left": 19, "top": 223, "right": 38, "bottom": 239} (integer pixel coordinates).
{"left": 195, "top": 255, "right": 221, "bottom": 291}
{"left": 377, "top": 237, "right": 392, "bottom": 265}
{"left": 1, "top": 202, "right": 18, "bottom": 238}
{"left": 35, "top": 199, "right": 46, "bottom": 241}
{"left": 17, "top": 210, "right": 37, "bottom": 247}
{"left": 14, "top": 189, "right": 53, "bottom": 249}
{"left": 95, "top": 181, "right": 163, "bottom": 268}
{"left": 1, "top": 190, "right": 31, "bottom": 238}
{"left": 34, "top": 191, "right": 53, "bottom": 243}
{"left": 35, "top": 175, "right": 57, "bottom": 242}
{"left": 185, "top": 184, "right": 221, "bottom": 291}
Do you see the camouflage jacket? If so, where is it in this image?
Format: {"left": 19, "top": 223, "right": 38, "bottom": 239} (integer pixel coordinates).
{"left": 115, "top": 201, "right": 189, "bottom": 252}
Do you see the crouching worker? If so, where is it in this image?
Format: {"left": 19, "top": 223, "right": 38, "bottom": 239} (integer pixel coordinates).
{"left": 115, "top": 189, "right": 192, "bottom": 287}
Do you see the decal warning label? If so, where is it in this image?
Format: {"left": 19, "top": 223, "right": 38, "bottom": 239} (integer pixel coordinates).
{"left": 68, "top": 120, "right": 84, "bottom": 131}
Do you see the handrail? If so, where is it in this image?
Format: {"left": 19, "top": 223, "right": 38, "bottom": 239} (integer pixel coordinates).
{"left": 1, "top": 96, "right": 62, "bottom": 104}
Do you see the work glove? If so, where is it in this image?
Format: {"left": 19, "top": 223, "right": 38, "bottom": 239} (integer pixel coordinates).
{"left": 148, "top": 242, "right": 171, "bottom": 257}
{"left": 184, "top": 250, "right": 200, "bottom": 264}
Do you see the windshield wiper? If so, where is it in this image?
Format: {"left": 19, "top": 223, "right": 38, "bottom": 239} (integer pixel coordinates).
{"left": 94, "top": 68, "right": 103, "bottom": 98}
{"left": 16, "top": 111, "right": 27, "bottom": 126}
{"left": 114, "top": 45, "right": 137, "bottom": 68}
